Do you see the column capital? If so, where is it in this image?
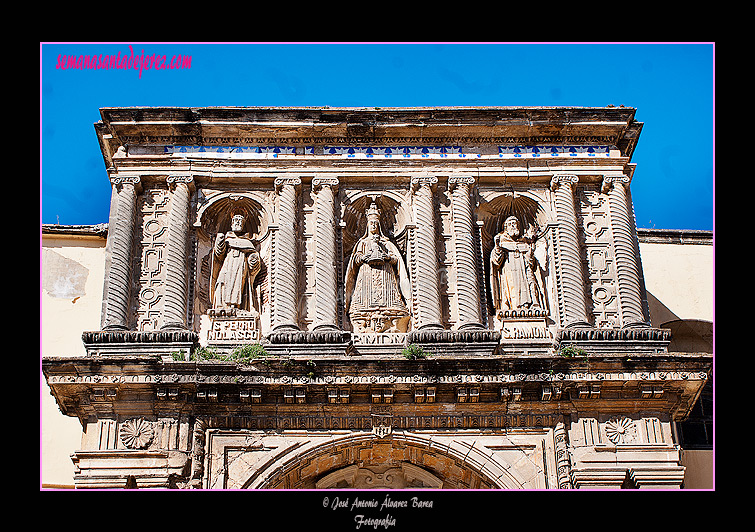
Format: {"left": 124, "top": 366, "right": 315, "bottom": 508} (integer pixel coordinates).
{"left": 311, "top": 176, "right": 339, "bottom": 191}
{"left": 110, "top": 176, "right": 142, "bottom": 193}
{"left": 601, "top": 174, "right": 631, "bottom": 193}
{"left": 550, "top": 174, "right": 579, "bottom": 191}
{"left": 410, "top": 175, "right": 438, "bottom": 191}
{"left": 166, "top": 174, "right": 195, "bottom": 192}
{"left": 447, "top": 175, "right": 476, "bottom": 190}
{"left": 274, "top": 176, "right": 302, "bottom": 191}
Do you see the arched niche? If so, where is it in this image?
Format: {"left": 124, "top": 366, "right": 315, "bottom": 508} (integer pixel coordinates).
{"left": 477, "top": 191, "right": 553, "bottom": 317}
{"left": 477, "top": 191, "right": 551, "bottom": 246}
{"left": 192, "top": 192, "right": 272, "bottom": 321}
{"left": 340, "top": 190, "right": 412, "bottom": 258}
{"left": 194, "top": 192, "right": 270, "bottom": 241}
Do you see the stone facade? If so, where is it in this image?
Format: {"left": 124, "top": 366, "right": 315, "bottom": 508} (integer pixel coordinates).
{"left": 42, "top": 106, "right": 712, "bottom": 489}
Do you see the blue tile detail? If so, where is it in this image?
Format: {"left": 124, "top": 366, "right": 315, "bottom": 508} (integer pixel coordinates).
{"left": 498, "top": 145, "right": 610, "bottom": 158}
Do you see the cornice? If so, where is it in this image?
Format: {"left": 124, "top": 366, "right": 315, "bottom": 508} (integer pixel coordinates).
{"left": 96, "top": 106, "right": 642, "bottom": 170}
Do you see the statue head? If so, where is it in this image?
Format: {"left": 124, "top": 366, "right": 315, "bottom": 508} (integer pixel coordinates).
{"left": 366, "top": 201, "right": 382, "bottom": 235}
{"left": 230, "top": 213, "right": 246, "bottom": 233}
{"left": 503, "top": 216, "right": 520, "bottom": 238}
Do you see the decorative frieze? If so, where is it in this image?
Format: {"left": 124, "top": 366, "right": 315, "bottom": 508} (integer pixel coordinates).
{"left": 48, "top": 368, "right": 709, "bottom": 387}
{"left": 161, "top": 144, "right": 612, "bottom": 159}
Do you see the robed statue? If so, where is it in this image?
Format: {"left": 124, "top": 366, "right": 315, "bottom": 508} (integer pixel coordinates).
{"left": 210, "top": 213, "right": 261, "bottom": 316}
{"left": 344, "top": 202, "right": 411, "bottom": 333}
{"left": 490, "top": 216, "right": 545, "bottom": 316}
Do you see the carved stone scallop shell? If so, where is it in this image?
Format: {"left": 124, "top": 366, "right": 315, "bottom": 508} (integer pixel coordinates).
{"left": 120, "top": 417, "right": 155, "bottom": 449}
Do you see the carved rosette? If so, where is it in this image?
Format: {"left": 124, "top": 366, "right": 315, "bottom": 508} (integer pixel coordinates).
{"left": 605, "top": 417, "right": 636, "bottom": 444}
{"left": 119, "top": 417, "right": 155, "bottom": 449}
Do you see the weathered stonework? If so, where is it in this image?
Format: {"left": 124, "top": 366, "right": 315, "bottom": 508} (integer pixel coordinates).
{"left": 43, "top": 106, "right": 711, "bottom": 489}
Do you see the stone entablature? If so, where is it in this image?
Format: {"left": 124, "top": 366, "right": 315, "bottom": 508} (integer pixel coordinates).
{"left": 43, "top": 106, "right": 712, "bottom": 489}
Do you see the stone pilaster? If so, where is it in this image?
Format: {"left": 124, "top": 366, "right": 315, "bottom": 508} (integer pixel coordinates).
{"left": 550, "top": 174, "right": 591, "bottom": 328}
{"left": 103, "top": 176, "right": 141, "bottom": 330}
{"left": 161, "top": 176, "right": 194, "bottom": 330}
{"left": 602, "top": 174, "right": 649, "bottom": 328}
{"left": 272, "top": 177, "right": 301, "bottom": 331}
{"left": 312, "top": 176, "right": 339, "bottom": 330}
{"left": 411, "top": 176, "right": 442, "bottom": 329}
{"left": 448, "top": 176, "right": 483, "bottom": 329}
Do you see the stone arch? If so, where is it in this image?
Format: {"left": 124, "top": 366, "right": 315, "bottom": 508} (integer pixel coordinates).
{"left": 477, "top": 190, "right": 551, "bottom": 251}
{"left": 194, "top": 191, "right": 270, "bottom": 240}
{"left": 241, "top": 431, "right": 525, "bottom": 489}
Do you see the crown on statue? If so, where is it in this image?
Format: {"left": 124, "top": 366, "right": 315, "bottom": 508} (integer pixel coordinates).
{"left": 366, "top": 201, "right": 381, "bottom": 221}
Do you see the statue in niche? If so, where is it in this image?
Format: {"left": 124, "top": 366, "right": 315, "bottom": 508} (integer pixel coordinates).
{"left": 490, "top": 216, "right": 545, "bottom": 317}
{"left": 344, "top": 201, "right": 411, "bottom": 333}
{"left": 209, "top": 213, "right": 261, "bottom": 317}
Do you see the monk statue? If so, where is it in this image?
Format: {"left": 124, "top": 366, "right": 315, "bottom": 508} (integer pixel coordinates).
{"left": 344, "top": 202, "right": 411, "bottom": 333}
{"left": 210, "top": 213, "right": 261, "bottom": 317}
{"left": 490, "top": 216, "right": 545, "bottom": 317}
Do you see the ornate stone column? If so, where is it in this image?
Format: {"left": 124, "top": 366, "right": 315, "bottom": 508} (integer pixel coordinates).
{"left": 312, "top": 176, "right": 339, "bottom": 330}
{"left": 448, "top": 176, "right": 483, "bottom": 329}
{"left": 103, "top": 176, "right": 141, "bottom": 330}
{"left": 553, "top": 421, "right": 572, "bottom": 489}
{"left": 550, "top": 174, "right": 591, "bottom": 328}
{"left": 411, "top": 176, "right": 442, "bottom": 329}
{"left": 161, "top": 175, "right": 194, "bottom": 330}
{"left": 601, "top": 174, "right": 649, "bottom": 328}
{"left": 272, "top": 177, "right": 301, "bottom": 331}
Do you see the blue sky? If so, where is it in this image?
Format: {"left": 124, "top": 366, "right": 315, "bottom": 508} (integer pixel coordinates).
{"left": 40, "top": 42, "right": 714, "bottom": 231}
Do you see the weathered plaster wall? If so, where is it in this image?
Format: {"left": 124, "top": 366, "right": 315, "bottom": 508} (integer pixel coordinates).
{"left": 639, "top": 240, "right": 713, "bottom": 326}
{"left": 41, "top": 233, "right": 106, "bottom": 487}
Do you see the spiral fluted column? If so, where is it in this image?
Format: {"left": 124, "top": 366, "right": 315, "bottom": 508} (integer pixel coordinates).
{"left": 272, "top": 177, "right": 301, "bottom": 330}
{"left": 312, "top": 176, "right": 339, "bottom": 330}
{"left": 449, "top": 176, "right": 483, "bottom": 329}
{"left": 411, "top": 176, "right": 442, "bottom": 329}
{"left": 161, "top": 175, "right": 193, "bottom": 330}
{"left": 550, "top": 174, "right": 590, "bottom": 328}
{"left": 103, "top": 176, "right": 140, "bottom": 330}
{"left": 602, "top": 174, "right": 649, "bottom": 328}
